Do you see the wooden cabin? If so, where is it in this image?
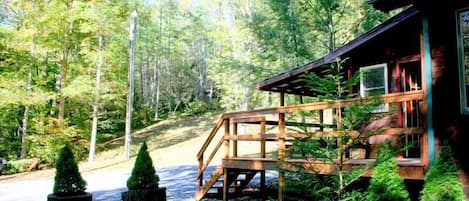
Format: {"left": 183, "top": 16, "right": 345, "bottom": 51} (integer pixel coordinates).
{"left": 196, "top": 1, "right": 469, "bottom": 200}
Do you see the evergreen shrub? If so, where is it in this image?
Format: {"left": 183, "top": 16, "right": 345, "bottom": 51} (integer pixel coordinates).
{"left": 420, "top": 145, "right": 465, "bottom": 201}
{"left": 52, "top": 144, "right": 87, "bottom": 196}
{"left": 127, "top": 141, "right": 159, "bottom": 190}
{"left": 367, "top": 142, "right": 409, "bottom": 201}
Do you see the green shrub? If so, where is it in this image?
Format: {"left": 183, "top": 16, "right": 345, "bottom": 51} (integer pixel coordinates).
{"left": 52, "top": 144, "right": 87, "bottom": 196}
{"left": 28, "top": 117, "right": 88, "bottom": 164}
{"left": 127, "top": 141, "right": 159, "bottom": 190}
{"left": 420, "top": 145, "right": 465, "bottom": 201}
{"left": 367, "top": 143, "right": 409, "bottom": 201}
{"left": 3, "top": 159, "right": 34, "bottom": 175}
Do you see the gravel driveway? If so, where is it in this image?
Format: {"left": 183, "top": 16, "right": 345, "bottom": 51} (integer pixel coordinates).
{"left": 0, "top": 165, "right": 216, "bottom": 201}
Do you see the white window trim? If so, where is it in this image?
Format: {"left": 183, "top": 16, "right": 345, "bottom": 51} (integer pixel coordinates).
{"left": 359, "top": 63, "right": 389, "bottom": 113}
{"left": 457, "top": 8, "right": 469, "bottom": 114}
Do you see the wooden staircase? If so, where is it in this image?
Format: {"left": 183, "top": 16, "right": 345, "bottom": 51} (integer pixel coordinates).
{"left": 198, "top": 168, "right": 261, "bottom": 200}
{"left": 196, "top": 116, "right": 268, "bottom": 201}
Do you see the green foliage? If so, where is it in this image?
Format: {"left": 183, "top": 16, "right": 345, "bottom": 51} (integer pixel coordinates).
{"left": 303, "top": 59, "right": 361, "bottom": 101}
{"left": 53, "top": 144, "right": 87, "bottom": 196}
{"left": 3, "top": 159, "right": 36, "bottom": 175}
{"left": 373, "top": 141, "right": 400, "bottom": 165}
{"left": 367, "top": 143, "right": 409, "bottom": 201}
{"left": 0, "top": 0, "right": 398, "bottom": 168}
{"left": 285, "top": 170, "right": 368, "bottom": 201}
{"left": 285, "top": 58, "right": 375, "bottom": 201}
{"left": 342, "top": 99, "right": 382, "bottom": 131}
{"left": 28, "top": 117, "right": 88, "bottom": 163}
{"left": 285, "top": 172, "right": 337, "bottom": 200}
{"left": 185, "top": 101, "right": 209, "bottom": 116}
{"left": 420, "top": 145, "right": 465, "bottom": 201}
{"left": 127, "top": 142, "right": 159, "bottom": 190}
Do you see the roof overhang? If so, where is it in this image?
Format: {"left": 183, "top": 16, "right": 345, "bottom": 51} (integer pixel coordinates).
{"left": 367, "top": 0, "right": 413, "bottom": 12}
{"left": 253, "top": 6, "right": 419, "bottom": 96}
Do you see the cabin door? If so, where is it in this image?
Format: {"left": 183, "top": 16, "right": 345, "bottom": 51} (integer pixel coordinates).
{"left": 400, "top": 61, "right": 421, "bottom": 158}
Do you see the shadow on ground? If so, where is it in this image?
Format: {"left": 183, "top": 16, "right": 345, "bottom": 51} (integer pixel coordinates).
{"left": 90, "top": 165, "right": 218, "bottom": 201}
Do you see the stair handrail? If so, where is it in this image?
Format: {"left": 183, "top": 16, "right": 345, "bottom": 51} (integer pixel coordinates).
{"left": 197, "top": 115, "right": 225, "bottom": 159}
{"left": 197, "top": 136, "right": 225, "bottom": 179}
{"left": 197, "top": 115, "right": 226, "bottom": 182}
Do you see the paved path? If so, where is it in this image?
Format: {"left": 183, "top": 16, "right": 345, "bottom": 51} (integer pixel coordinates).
{"left": 0, "top": 165, "right": 215, "bottom": 201}
{"left": 0, "top": 165, "right": 279, "bottom": 201}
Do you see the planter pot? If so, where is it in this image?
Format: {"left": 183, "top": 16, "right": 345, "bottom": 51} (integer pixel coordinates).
{"left": 47, "top": 192, "right": 92, "bottom": 201}
{"left": 350, "top": 148, "right": 366, "bottom": 159}
{"left": 121, "top": 187, "right": 166, "bottom": 201}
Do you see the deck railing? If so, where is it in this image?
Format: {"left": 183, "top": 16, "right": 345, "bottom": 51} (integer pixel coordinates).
{"left": 197, "top": 90, "right": 426, "bottom": 192}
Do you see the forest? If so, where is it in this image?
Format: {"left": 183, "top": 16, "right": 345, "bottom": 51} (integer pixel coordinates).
{"left": 0, "top": 0, "right": 395, "bottom": 168}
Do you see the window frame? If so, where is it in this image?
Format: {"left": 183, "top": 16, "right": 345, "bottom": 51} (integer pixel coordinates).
{"left": 456, "top": 8, "right": 469, "bottom": 114}
{"left": 359, "top": 63, "right": 389, "bottom": 112}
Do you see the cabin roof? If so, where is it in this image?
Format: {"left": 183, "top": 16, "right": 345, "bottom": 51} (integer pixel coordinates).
{"left": 253, "top": 6, "right": 419, "bottom": 96}
{"left": 367, "top": 0, "right": 413, "bottom": 12}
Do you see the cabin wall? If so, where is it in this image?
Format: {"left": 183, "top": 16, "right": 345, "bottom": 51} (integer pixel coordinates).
{"left": 427, "top": 1, "right": 469, "bottom": 194}
{"left": 341, "top": 17, "right": 424, "bottom": 159}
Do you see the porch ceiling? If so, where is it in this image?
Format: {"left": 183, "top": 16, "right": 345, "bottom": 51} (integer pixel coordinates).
{"left": 253, "top": 6, "right": 419, "bottom": 97}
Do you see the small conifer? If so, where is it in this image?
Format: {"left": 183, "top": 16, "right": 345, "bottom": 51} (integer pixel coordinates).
{"left": 421, "top": 145, "right": 465, "bottom": 201}
{"left": 367, "top": 143, "right": 410, "bottom": 201}
{"left": 53, "top": 144, "right": 87, "bottom": 196}
{"left": 127, "top": 142, "right": 159, "bottom": 190}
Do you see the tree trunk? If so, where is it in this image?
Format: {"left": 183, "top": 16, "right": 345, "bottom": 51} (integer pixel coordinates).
{"left": 208, "top": 80, "right": 214, "bottom": 104}
{"left": 166, "top": 12, "right": 172, "bottom": 115}
{"left": 241, "top": 0, "right": 253, "bottom": 111}
{"left": 154, "top": 67, "right": 160, "bottom": 120}
{"left": 52, "top": 55, "right": 63, "bottom": 117}
{"left": 21, "top": 54, "right": 33, "bottom": 159}
{"left": 125, "top": 10, "right": 137, "bottom": 160}
{"left": 88, "top": 32, "right": 103, "bottom": 163}
{"left": 154, "top": 7, "right": 163, "bottom": 121}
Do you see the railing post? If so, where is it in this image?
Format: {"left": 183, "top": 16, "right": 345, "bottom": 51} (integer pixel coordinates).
{"left": 278, "top": 112, "right": 286, "bottom": 201}
{"left": 233, "top": 122, "right": 238, "bottom": 158}
{"left": 278, "top": 92, "right": 285, "bottom": 201}
{"left": 261, "top": 119, "right": 266, "bottom": 158}
{"left": 319, "top": 109, "right": 324, "bottom": 131}
{"left": 224, "top": 118, "right": 230, "bottom": 159}
{"left": 198, "top": 154, "right": 203, "bottom": 187}
{"left": 223, "top": 118, "right": 230, "bottom": 201}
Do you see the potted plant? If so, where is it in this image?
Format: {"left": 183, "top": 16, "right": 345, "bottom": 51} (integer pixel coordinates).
{"left": 349, "top": 139, "right": 368, "bottom": 159}
{"left": 122, "top": 142, "right": 166, "bottom": 201}
{"left": 47, "top": 144, "right": 92, "bottom": 201}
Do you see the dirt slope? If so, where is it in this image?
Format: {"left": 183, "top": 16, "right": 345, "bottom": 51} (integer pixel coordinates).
{"left": 0, "top": 113, "right": 219, "bottom": 181}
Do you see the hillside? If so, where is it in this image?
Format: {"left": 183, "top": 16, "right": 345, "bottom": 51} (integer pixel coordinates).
{"left": 0, "top": 113, "right": 219, "bottom": 181}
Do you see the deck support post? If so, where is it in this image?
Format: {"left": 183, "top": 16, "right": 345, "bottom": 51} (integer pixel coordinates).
{"left": 260, "top": 170, "right": 266, "bottom": 196}
{"left": 278, "top": 92, "right": 286, "bottom": 201}
{"left": 223, "top": 168, "right": 228, "bottom": 201}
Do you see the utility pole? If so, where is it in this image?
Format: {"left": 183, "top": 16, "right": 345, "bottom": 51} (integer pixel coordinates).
{"left": 125, "top": 10, "right": 137, "bottom": 160}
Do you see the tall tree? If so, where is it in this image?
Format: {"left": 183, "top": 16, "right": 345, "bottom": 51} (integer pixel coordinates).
{"left": 125, "top": 10, "right": 137, "bottom": 160}
{"left": 88, "top": 31, "right": 103, "bottom": 163}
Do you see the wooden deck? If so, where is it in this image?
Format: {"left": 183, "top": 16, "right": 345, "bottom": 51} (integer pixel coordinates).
{"left": 223, "top": 157, "right": 426, "bottom": 180}
{"left": 196, "top": 90, "right": 428, "bottom": 201}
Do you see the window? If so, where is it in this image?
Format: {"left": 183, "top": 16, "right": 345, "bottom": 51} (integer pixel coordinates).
{"left": 360, "top": 63, "right": 388, "bottom": 112}
{"left": 457, "top": 9, "right": 469, "bottom": 113}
